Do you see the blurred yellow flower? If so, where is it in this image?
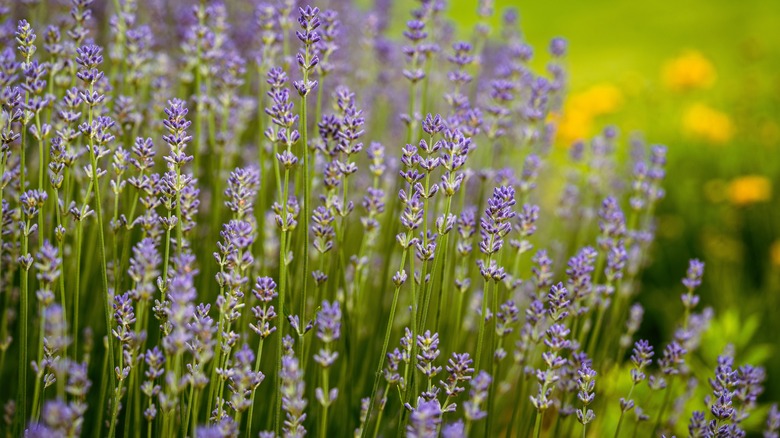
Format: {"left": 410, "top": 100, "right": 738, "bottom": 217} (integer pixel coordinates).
{"left": 662, "top": 50, "right": 716, "bottom": 92}
{"left": 682, "top": 103, "right": 734, "bottom": 144}
{"left": 771, "top": 241, "right": 780, "bottom": 267}
{"left": 556, "top": 83, "right": 623, "bottom": 145}
{"left": 727, "top": 175, "right": 772, "bottom": 205}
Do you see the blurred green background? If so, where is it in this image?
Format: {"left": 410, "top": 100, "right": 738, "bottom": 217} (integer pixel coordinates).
{"left": 387, "top": 0, "right": 780, "bottom": 400}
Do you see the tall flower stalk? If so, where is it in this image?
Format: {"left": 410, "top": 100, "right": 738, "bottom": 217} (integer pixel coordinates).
{"left": 0, "top": 2, "right": 777, "bottom": 438}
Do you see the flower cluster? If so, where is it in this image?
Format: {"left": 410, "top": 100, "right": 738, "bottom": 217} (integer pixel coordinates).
{"left": 0, "top": 2, "right": 774, "bottom": 438}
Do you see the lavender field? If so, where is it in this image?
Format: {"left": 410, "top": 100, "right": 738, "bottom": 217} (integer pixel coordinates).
{"left": 0, "top": 0, "right": 778, "bottom": 437}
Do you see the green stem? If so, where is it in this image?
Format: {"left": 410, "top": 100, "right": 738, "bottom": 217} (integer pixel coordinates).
{"left": 35, "top": 113, "right": 45, "bottom": 249}
{"left": 87, "top": 84, "right": 117, "bottom": 404}
{"left": 184, "top": 381, "right": 195, "bottom": 438}
{"left": 30, "top": 304, "right": 46, "bottom": 422}
{"left": 300, "top": 90, "right": 310, "bottom": 324}
{"left": 533, "top": 409, "right": 544, "bottom": 438}
{"left": 408, "top": 247, "right": 419, "bottom": 401}
{"left": 362, "top": 238, "right": 410, "bottom": 438}
{"left": 319, "top": 361, "right": 330, "bottom": 438}
{"left": 94, "top": 340, "right": 109, "bottom": 438}
{"left": 246, "top": 337, "right": 265, "bottom": 437}
{"left": 15, "top": 231, "right": 29, "bottom": 434}
{"left": 20, "top": 103, "right": 27, "bottom": 192}
{"left": 274, "top": 167, "right": 291, "bottom": 435}
{"left": 432, "top": 200, "right": 453, "bottom": 334}
{"left": 370, "top": 382, "right": 390, "bottom": 438}
{"left": 474, "top": 254, "right": 493, "bottom": 372}
{"left": 73, "top": 220, "right": 83, "bottom": 356}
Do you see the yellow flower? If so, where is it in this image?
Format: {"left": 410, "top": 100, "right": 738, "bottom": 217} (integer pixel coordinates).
{"left": 682, "top": 103, "right": 734, "bottom": 144}
{"left": 556, "top": 83, "right": 623, "bottom": 145}
{"left": 569, "top": 83, "right": 624, "bottom": 116}
{"left": 771, "top": 241, "right": 780, "bottom": 267}
{"left": 662, "top": 50, "right": 716, "bottom": 92}
{"left": 727, "top": 175, "right": 772, "bottom": 206}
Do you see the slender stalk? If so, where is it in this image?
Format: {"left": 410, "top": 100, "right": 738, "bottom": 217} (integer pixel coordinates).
{"left": 15, "top": 224, "right": 30, "bottom": 434}
{"left": 30, "top": 304, "right": 46, "bottom": 422}
{"left": 73, "top": 219, "right": 84, "bottom": 356}
{"left": 107, "top": 363, "right": 126, "bottom": 438}
{"left": 94, "top": 339, "right": 110, "bottom": 438}
{"left": 408, "top": 247, "right": 419, "bottom": 401}
{"left": 474, "top": 253, "right": 493, "bottom": 372}
{"left": 362, "top": 235, "right": 410, "bottom": 438}
{"left": 370, "top": 382, "right": 391, "bottom": 438}
{"left": 246, "top": 338, "right": 265, "bottom": 437}
{"left": 274, "top": 167, "right": 291, "bottom": 435}
{"left": 20, "top": 99, "right": 28, "bottom": 192}
{"left": 533, "top": 409, "right": 544, "bottom": 438}
{"left": 184, "top": 383, "right": 196, "bottom": 438}
{"left": 319, "top": 362, "right": 330, "bottom": 438}
{"left": 255, "top": 64, "right": 268, "bottom": 274}
{"left": 432, "top": 197, "right": 453, "bottom": 333}
{"left": 53, "top": 187, "right": 66, "bottom": 341}
{"left": 485, "top": 305, "right": 501, "bottom": 438}
{"left": 192, "top": 6, "right": 205, "bottom": 177}
{"left": 614, "top": 382, "right": 636, "bottom": 438}
{"left": 35, "top": 112, "right": 45, "bottom": 249}
{"left": 300, "top": 90, "right": 310, "bottom": 324}
{"left": 86, "top": 82, "right": 117, "bottom": 403}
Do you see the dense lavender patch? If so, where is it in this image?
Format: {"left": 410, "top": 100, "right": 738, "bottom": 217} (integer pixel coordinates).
{"left": 0, "top": 0, "right": 774, "bottom": 437}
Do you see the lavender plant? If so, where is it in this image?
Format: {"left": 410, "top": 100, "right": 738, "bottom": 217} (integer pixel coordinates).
{"left": 0, "top": 1, "right": 775, "bottom": 437}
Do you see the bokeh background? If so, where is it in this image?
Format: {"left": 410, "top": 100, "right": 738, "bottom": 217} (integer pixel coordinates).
{"left": 388, "top": 0, "right": 780, "bottom": 400}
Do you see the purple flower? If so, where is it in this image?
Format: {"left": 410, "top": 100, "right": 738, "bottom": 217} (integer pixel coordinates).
{"left": 128, "top": 238, "right": 161, "bottom": 302}
{"left": 566, "top": 247, "right": 597, "bottom": 306}
{"left": 416, "top": 330, "right": 442, "bottom": 379}
{"left": 463, "top": 371, "right": 491, "bottom": 422}
{"left": 658, "top": 342, "right": 686, "bottom": 376}
{"left": 16, "top": 20, "right": 37, "bottom": 59}
{"left": 549, "top": 37, "right": 567, "bottom": 57}
{"left": 765, "top": 404, "right": 780, "bottom": 438}
{"left": 532, "top": 250, "right": 554, "bottom": 295}
{"left": 440, "top": 352, "right": 474, "bottom": 400}
{"left": 711, "top": 392, "right": 734, "bottom": 421}
{"left": 406, "top": 397, "right": 443, "bottom": 437}
{"left": 196, "top": 416, "right": 239, "bottom": 438}
{"left": 630, "top": 340, "right": 654, "bottom": 383}
{"left": 598, "top": 197, "right": 626, "bottom": 247}
{"left": 312, "top": 206, "right": 335, "bottom": 253}
{"left": 547, "top": 283, "right": 570, "bottom": 322}
{"left": 226, "top": 344, "right": 265, "bottom": 413}
{"left": 442, "top": 420, "right": 465, "bottom": 438}
{"left": 682, "top": 258, "right": 705, "bottom": 293}
{"left": 605, "top": 243, "right": 627, "bottom": 282}
{"left": 34, "top": 240, "right": 61, "bottom": 286}
{"left": 315, "top": 300, "right": 341, "bottom": 344}
{"left": 280, "top": 352, "right": 307, "bottom": 438}
{"left": 27, "top": 400, "right": 79, "bottom": 437}
{"left": 224, "top": 167, "right": 260, "bottom": 219}
{"left": 688, "top": 411, "right": 706, "bottom": 437}
{"left": 576, "top": 364, "right": 596, "bottom": 425}
{"left": 400, "top": 189, "right": 424, "bottom": 231}
{"left": 162, "top": 98, "right": 194, "bottom": 169}
{"left": 479, "top": 185, "right": 516, "bottom": 256}
{"left": 162, "top": 254, "right": 198, "bottom": 356}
